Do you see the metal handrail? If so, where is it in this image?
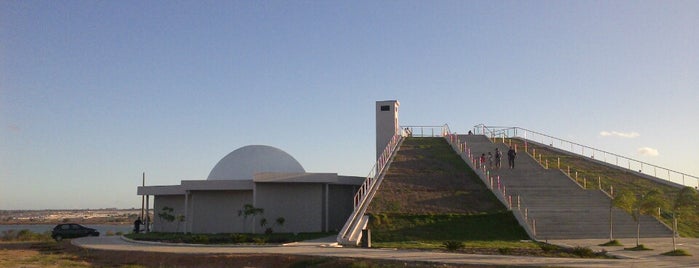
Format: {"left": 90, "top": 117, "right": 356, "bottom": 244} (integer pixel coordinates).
{"left": 337, "top": 133, "right": 403, "bottom": 245}
{"left": 444, "top": 133, "right": 537, "bottom": 239}
{"left": 472, "top": 124, "right": 699, "bottom": 188}
{"left": 400, "top": 124, "right": 451, "bottom": 137}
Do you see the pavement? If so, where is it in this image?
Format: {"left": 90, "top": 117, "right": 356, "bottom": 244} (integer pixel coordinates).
{"left": 73, "top": 236, "right": 699, "bottom": 267}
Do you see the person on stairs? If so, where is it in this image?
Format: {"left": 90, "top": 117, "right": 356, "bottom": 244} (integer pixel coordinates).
{"left": 507, "top": 147, "right": 516, "bottom": 169}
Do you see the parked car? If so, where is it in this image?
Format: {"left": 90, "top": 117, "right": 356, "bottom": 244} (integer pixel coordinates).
{"left": 51, "top": 223, "right": 99, "bottom": 241}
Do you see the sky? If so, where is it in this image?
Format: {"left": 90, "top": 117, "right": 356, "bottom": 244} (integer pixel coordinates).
{"left": 1, "top": 1, "right": 698, "bottom": 210}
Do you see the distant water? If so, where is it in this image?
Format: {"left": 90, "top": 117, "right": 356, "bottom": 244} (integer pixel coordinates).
{"left": 0, "top": 224, "right": 132, "bottom": 236}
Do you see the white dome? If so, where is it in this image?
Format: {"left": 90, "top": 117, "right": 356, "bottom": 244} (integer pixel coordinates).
{"left": 207, "top": 145, "right": 305, "bottom": 180}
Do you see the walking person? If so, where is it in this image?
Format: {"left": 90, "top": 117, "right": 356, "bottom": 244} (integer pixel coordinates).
{"left": 487, "top": 152, "right": 493, "bottom": 169}
{"left": 480, "top": 153, "right": 487, "bottom": 168}
{"left": 507, "top": 147, "right": 517, "bottom": 169}
{"left": 494, "top": 148, "right": 502, "bottom": 169}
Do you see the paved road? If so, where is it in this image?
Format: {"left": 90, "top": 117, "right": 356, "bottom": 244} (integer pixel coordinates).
{"left": 73, "top": 236, "right": 699, "bottom": 267}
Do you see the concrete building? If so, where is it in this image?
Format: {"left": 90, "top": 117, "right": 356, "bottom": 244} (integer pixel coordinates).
{"left": 137, "top": 145, "right": 363, "bottom": 234}
{"left": 376, "top": 100, "right": 399, "bottom": 159}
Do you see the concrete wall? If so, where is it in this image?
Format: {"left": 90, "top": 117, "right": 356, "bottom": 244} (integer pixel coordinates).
{"left": 153, "top": 195, "right": 185, "bottom": 233}
{"left": 254, "top": 183, "right": 323, "bottom": 233}
{"left": 328, "top": 184, "right": 357, "bottom": 232}
{"left": 376, "top": 100, "right": 399, "bottom": 159}
{"left": 189, "top": 190, "right": 253, "bottom": 234}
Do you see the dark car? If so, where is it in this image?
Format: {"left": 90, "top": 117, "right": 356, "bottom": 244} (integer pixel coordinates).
{"left": 51, "top": 223, "right": 99, "bottom": 241}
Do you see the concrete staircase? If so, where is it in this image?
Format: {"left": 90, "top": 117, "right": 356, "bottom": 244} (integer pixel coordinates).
{"left": 458, "top": 134, "right": 672, "bottom": 240}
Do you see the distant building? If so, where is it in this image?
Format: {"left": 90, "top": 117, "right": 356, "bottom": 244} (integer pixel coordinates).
{"left": 137, "top": 145, "right": 363, "bottom": 234}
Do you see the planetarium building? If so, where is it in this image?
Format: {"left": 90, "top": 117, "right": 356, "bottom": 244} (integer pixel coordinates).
{"left": 137, "top": 145, "right": 364, "bottom": 234}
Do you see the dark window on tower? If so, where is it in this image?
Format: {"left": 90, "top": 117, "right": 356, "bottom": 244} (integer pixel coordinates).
{"left": 380, "top": 105, "right": 390, "bottom": 111}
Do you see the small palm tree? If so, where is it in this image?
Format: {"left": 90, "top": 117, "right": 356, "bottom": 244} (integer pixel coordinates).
{"left": 615, "top": 189, "right": 667, "bottom": 247}
{"left": 238, "top": 204, "right": 264, "bottom": 233}
{"left": 609, "top": 189, "right": 635, "bottom": 241}
{"left": 670, "top": 187, "right": 699, "bottom": 250}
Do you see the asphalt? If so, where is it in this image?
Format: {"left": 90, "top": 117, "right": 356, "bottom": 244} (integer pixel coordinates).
{"left": 73, "top": 236, "right": 699, "bottom": 267}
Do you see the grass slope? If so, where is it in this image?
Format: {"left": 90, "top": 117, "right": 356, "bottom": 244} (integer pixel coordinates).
{"left": 368, "top": 137, "right": 505, "bottom": 214}
{"left": 366, "top": 137, "right": 528, "bottom": 248}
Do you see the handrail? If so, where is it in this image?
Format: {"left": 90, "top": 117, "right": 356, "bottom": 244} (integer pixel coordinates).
{"left": 337, "top": 133, "right": 403, "bottom": 245}
{"left": 444, "top": 133, "right": 538, "bottom": 239}
{"left": 400, "top": 124, "right": 451, "bottom": 137}
{"left": 472, "top": 124, "right": 699, "bottom": 188}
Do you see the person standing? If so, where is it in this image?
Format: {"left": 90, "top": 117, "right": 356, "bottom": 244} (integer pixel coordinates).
{"left": 494, "top": 148, "right": 502, "bottom": 169}
{"left": 480, "top": 153, "right": 487, "bottom": 168}
{"left": 133, "top": 217, "right": 143, "bottom": 233}
{"left": 487, "top": 152, "right": 493, "bottom": 169}
{"left": 507, "top": 147, "right": 517, "bottom": 169}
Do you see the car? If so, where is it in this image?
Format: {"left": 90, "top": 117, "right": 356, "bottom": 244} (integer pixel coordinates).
{"left": 51, "top": 223, "right": 100, "bottom": 241}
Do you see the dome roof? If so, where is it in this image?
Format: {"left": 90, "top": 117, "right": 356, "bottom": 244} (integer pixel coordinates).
{"left": 207, "top": 145, "right": 305, "bottom": 180}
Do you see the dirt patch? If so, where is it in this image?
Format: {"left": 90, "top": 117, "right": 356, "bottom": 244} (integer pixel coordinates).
{"left": 0, "top": 241, "right": 492, "bottom": 268}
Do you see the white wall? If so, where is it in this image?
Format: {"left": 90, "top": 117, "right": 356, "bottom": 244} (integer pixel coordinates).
{"left": 255, "top": 183, "right": 323, "bottom": 233}
{"left": 153, "top": 195, "right": 185, "bottom": 233}
{"left": 189, "top": 190, "right": 253, "bottom": 234}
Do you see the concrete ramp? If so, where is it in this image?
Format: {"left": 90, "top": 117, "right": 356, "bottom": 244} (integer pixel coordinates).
{"left": 458, "top": 135, "right": 672, "bottom": 240}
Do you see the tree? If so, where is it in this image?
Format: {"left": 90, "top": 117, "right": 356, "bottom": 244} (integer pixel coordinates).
{"left": 615, "top": 189, "right": 667, "bottom": 247}
{"left": 670, "top": 187, "right": 699, "bottom": 250}
{"left": 237, "top": 204, "right": 264, "bottom": 233}
{"left": 609, "top": 189, "right": 635, "bottom": 241}
{"left": 157, "top": 206, "right": 176, "bottom": 232}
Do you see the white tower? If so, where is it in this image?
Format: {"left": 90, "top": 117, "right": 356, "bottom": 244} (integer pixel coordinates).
{"left": 376, "top": 100, "right": 400, "bottom": 159}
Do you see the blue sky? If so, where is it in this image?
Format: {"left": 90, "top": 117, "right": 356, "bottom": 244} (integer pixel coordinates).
{"left": 1, "top": 1, "right": 698, "bottom": 210}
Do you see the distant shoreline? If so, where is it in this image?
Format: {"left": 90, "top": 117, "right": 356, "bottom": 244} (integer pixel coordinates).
{"left": 1, "top": 209, "right": 148, "bottom": 226}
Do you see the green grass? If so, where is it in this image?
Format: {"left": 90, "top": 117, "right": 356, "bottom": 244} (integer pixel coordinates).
{"left": 662, "top": 249, "right": 692, "bottom": 256}
{"left": 368, "top": 212, "right": 529, "bottom": 249}
{"left": 125, "top": 232, "right": 335, "bottom": 244}
{"left": 625, "top": 244, "right": 652, "bottom": 251}
{"left": 599, "top": 240, "right": 623, "bottom": 246}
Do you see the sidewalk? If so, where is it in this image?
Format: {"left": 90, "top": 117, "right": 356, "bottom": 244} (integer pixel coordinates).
{"left": 73, "top": 236, "right": 699, "bottom": 267}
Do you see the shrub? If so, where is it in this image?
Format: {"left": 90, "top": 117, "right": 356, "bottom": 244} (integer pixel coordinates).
{"left": 662, "top": 249, "right": 692, "bottom": 256}
{"left": 497, "top": 248, "right": 512, "bottom": 255}
{"left": 539, "top": 243, "right": 558, "bottom": 252}
{"left": 599, "top": 240, "right": 623, "bottom": 246}
{"left": 442, "top": 240, "right": 464, "bottom": 251}
{"left": 570, "top": 246, "right": 596, "bottom": 257}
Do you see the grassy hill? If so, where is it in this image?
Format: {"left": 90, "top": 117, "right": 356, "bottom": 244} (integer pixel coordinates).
{"left": 366, "top": 137, "right": 529, "bottom": 248}
{"left": 505, "top": 138, "right": 699, "bottom": 237}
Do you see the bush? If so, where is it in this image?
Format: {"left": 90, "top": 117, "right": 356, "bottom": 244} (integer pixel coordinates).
{"left": 570, "top": 246, "right": 596, "bottom": 257}
{"left": 497, "top": 247, "right": 512, "bottom": 255}
{"left": 0, "top": 229, "right": 51, "bottom": 242}
{"left": 539, "top": 243, "right": 558, "bottom": 252}
{"left": 442, "top": 240, "right": 464, "bottom": 251}
{"left": 662, "top": 249, "right": 692, "bottom": 256}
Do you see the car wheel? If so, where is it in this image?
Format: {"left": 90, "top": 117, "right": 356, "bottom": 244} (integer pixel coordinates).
{"left": 54, "top": 235, "right": 63, "bottom": 241}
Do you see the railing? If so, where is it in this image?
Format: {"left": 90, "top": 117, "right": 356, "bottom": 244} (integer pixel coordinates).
{"left": 473, "top": 124, "right": 699, "bottom": 189}
{"left": 444, "top": 133, "right": 538, "bottom": 239}
{"left": 337, "top": 134, "right": 403, "bottom": 245}
{"left": 400, "top": 124, "right": 451, "bottom": 137}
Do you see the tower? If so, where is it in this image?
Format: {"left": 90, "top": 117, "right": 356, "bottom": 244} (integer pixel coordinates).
{"left": 376, "top": 100, "right": 400, "bottom": 159}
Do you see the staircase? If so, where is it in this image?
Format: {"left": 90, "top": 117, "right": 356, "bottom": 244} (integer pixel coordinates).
{"left": 457, "top": 134, "right": 673, "bottom": 240}
{"left": 337, "top": 135, "right": 403, "bottom": 245}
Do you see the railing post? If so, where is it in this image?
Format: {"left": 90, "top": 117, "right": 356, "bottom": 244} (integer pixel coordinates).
{"left": 598, "top": 176, "right": 601, "bottom": 189}
{"left": 558, "top": 157, "right": 560, "bottom": 169}
{"left": 517, "top": 195, "right": 521, "bottom": 210}
{"left": 532, "top": 219, "right": 536, "bottom": 236}
{"left": 545, "top": 159, "right": 548, "bottom": 169}
{"left": 525, "top": 208, "right": 528, "bottom": 220}
{"left": 583, "top": 177, "right": 587, "bottom": 188}
{"left": 508, "top": 195, "right": 512, "bottom": 209}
